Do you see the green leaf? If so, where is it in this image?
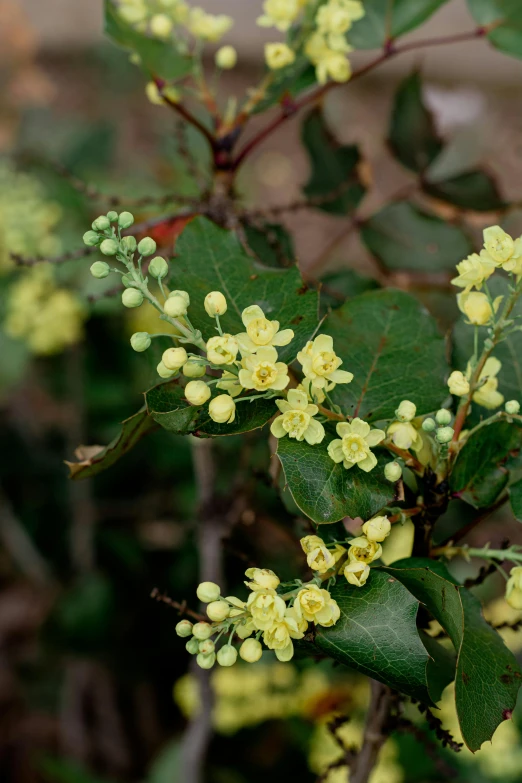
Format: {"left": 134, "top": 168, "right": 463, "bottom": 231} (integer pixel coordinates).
{"left": 168, "top": 218, "right": 319, "bottom": 364}
{"left": 425, "top": 170, "right": 506, "bottom": 212}
{"left": 39, "top": 757, "right": 110, "bottom": 783}
{"left": 325, "top": 289, "right": 448, "bottom": 421}
{"left": 360, "top": 201, "right": 473, "bottom": 272}
{"left": 385, "top": 558, "right": 522, "bottom": 751}
{"left": 450, "top": 417, "right": 522, "bottom": 508}
{"left": 243, "top": 221, "right": 296, "bottom": 267}
{"left": 420, "top": 631, "right": 457, "bottom": 704}
{"left": 315, "top": 570, "right": 431, "bottom": 701}
{"left": 389, "top": 71, "right": 443, "bottom": 173}
{"left": 105, "top": 0, "right": 193, "bottom": 80}
{"left": 65, "top": 407, "right": 157, "bottom": 480}
{"left": 347, "top": 0, "right": 450, "bottom": 49}
{"left": 301, "top": 108, "right": 366, "bottom": 216}
{"left": 319, "top": 269, "right": 380, "bottom": 314}
{"left": 467, "top": 0, "right": 522, "bottom": 60}
{"left": 277, "top": 434, "right": 394, "bottom": 524}
{"left": 146, "top": 379, "right": 276, "bottom": 437}
{"left": 510, "top": 478, "right": 522, "bottom": 521}
{"left": 253, "top": 57, "right": 316, "bottom": 114}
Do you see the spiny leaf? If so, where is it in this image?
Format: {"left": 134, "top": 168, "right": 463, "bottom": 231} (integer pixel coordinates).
{"left": 389, "top": 71, "right": 443, "bottom": 173}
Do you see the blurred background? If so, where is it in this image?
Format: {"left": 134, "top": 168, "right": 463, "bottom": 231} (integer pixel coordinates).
{"left": 1, "top": 1, "right": 522, "bottom": 782}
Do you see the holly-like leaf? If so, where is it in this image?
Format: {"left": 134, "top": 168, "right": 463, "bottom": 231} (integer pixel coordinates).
{"left": 347, "top": 0, "right": 450, "bottom": 49}
{"left": 386, "top": 558, "right": 522, "bottom": 751}
{"left": 450, "top": 417, "right": 522, "bottom": 508}
{"left": 168, "top": 218, "right": 319, "bottom": 364}
{"left": 301, "top": 108, "right": 366, "bottom": 216}
{"left": 325, "top": 289, "right": 448, "bottom": 421}
{"left": 65, "top": 407, "right": 157, "bottom": 480}
{"left": 319, "top": 269, "right": 380, "bottom": 314}
{"left": 315, "top": 570, "right": 431, "bottom": 701}
{"left": 510, "top": 478, "right": 522, "bottom": 521}
{"left": 360, "top": 201, "right": 472, "bottom": 272}
{"left": 421, "top": 631, "right": 457, "bottom": 704}
{"left": 277, "top": 434, "right": 394, "bottom": 524}
{"left": 425, "top": 170, "right": 506, "bottom": 212}
{"left": 389, "top": 71, "right": 443, "bottom": 173}
{"left": 467, "top": 0, "right": 522, "bottom": 60}
{"left": 146, "top": 379, "right": 276, "bottom": 437}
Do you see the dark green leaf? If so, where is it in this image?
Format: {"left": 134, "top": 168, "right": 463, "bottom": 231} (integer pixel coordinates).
{"left": 301, "top": 108, "right": 366, "bottom": 215}
{"left": 325, "top": 289, "right": 448, "bottom": 421}
{"left": 105, "top": 0, "right": 193, "bottom": 80}
{"left": 243, "top": 221, "right": 296, "bottom": 267}
{"left": 467, "top": 0, "right": 522, "bottom": 60}
{"left": 319, "top": 269, "right": 380, "bottom": 314}
{"left": 146, "top": 379, "right": 276, "bottom": 437}
{"left": 38, "top": 757, "right": 110, "bottom": 783}
{"left": 360, "top": 201, "right": 473, "bottom": 272}
{"left": 315, "top": 570, "right": 431, "bottom": 701}
{"left": 168, "top": 218, "right": 319, "bottom": 364}
{"left": 421, "top": 631, "right": 457, "bottom": 704}
{"left": 450, "top": 417, "right": 522, "bottom": 507}
{"left": 277, "top": 434, "right": 394, "bottom": 524}
{"left": 389, "top": 71, "right": 443, "bottom": 173}
{"left": 66, "top": 407, "right": 157, "bottom": 480}
{"left": 425, "top": 170, "right": 506, "bottom": 211}
{"left": 347, "top": 0, "right": 450, "bottom": 49}
{"left": 253, "top": 57, "right": 316, "bottom": 114}
{"left": 386, "top": 558, "right": 522, "bottom": 751}
{"left": 510, "top": 477, "right": 522, "bottom": 521}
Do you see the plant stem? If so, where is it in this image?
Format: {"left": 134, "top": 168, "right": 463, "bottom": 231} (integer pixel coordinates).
{"left": 351, "top": 681, "right": 393, "bottom": 783}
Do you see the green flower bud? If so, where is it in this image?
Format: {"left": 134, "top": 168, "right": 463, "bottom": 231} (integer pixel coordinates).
{"left": 435, "top": 409, "right": 452, "bottom": 425}
{"left": 217, "top": 645, "right": 238, "bottom": 667}
{"left": 100, "top": 238, "right": 119, "bottom": 256}
{"left": 198, "top": 639, "right": 215, "bottom": 655}
{"left": 107, "top": 210, "right": 118, "bottom": 221}
{"left": 183, "top": 358, "right": 206, "bottom": 378}
{"left": 196, "top": 581, "right": 220, "bottom": 603}
{"left": 122, "top": 274, "right": 133, "bottom": 288}
{"left": 90, "top": 261, "right": 110, "bottom": 279}
{"left": 186, "top": 637, "right": 200, "bottom": 655}
{"left": 138, "top": 236, "right": 157, "bottom": 256}
{"left": 130, "top": 332, "right": 151, "bottom": 352}
{"left": 122, "top": 288, "right": 144, "bottom": 308}
{"left": 436, "top": 426, "right": 454, "bottom": 444}
{"left": 175, "top": 620, "right": 193, "bottom": 638}
{"left": 422, "top": 418, "right": 436, "bottom": 432}
{"left": 121, "top": 235, "right": 137, "bottom": 252}
{"left": 384, "top": 461, "right": 402, "bottom": 482}
{"left": 157, "top": 361, "right": 176, "bottom": 379}
{"left": 93, "top": 215, "right": 111, "bottom": 231}
{"left": 83, "top": 230, "right": 100, "bottom": 247}
{"left": 192, "top": 622, "right": 213, "bottom": 641}
{"left": 196, "top": 652, "right": 216, "bottom": 670}
{"left": 118, "top": 211, "right": 134, "bottom": 229}
{"left": 149, "top": 256, "right": 169, "bottom": 279}
{"left": 206, "top": 600, "right": 230, "bottom": 622}
{"left": 506, "top": 400, "right": 520, "bottom": 415}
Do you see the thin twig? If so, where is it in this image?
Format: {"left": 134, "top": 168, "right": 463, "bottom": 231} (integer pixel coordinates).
{"left": 351, "top": 681, "right": 394, "bottom": 783}
{"left": 154, "top": 78, "right": 217, "bottom": 153}
{"left": 150, "top": 588, "right": 205, "bottom": 622}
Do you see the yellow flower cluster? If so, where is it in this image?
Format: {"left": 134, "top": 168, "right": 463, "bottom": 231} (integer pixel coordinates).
{"left": 176, "top": 568, "right": 341, "bottom": 669}
{"left": 4, "top": 265, "right": 85, "bottom": 355}
{"left": 116, "top": 0, "right": 232, "bottom": 41}
{"left": 449, "top": 357, "right": 504, "bottom": 410}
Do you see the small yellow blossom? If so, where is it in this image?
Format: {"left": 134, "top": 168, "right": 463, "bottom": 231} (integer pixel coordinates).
{"left": 238, "top": 346, "right": 289, "bottom": 392}
{"left": 451, "top": 252, "right": 496, "bottom": 294}
{"left": 239, "top": 638, "right": 263, "bottom": 662}
{"left": 297, "top": 334, "right": 353, "bottom": 390}
{"left": 245, "top": 568, "right": 280, "bottom": 591}
{"left": 472, "top": 357, "right": 504, "bottom": 410}
{"left": 316, "top": 0, "right": 364, "bottom": 37}
{"left": 362, "top": 516, "right": 391, "bottom": 543}
{"left": 348, "top": 536, "right": 382, "bottom": 564}
{"left": 294, "top": 585, "right": 340, "bottom": 627}
{"left": 185, "top": 380, "right": 211, "bottom": 406}
{"left": 300, "top": 535, "right": 335, "bottom": 574}
{"left": 216, "top": 370, "right": 243, "bottom": 397}
{"left": 204, "top": 291, "right": 227, "bottom": 317}
{"left": 236, "top": 304, "right": 294, "bottom": 355}
{"left": 327, "top": 418, "right": 385, "bottom": 472}
{"left": 270, "top": 389, "right": 325, "bottom": 444}
{"left": 506, "top": 567, "right": 522, "bottom": 610}
{"left": 188, "top": 7, "right": 233, "bottom": 41}
{"left": 247, "top": 589, "right": 286, "bottom": 631}
{"left": 265, "top": 42, "right": 296, "bottom": 70}
{"left": 207, "top": 334, "right": 239, "bottom": 365}
{"left": 343, "top": 560, "right": 370, "bottom": 587}
{"left": 304, "top": 32, "right": 352, "bottom": 84}
{"left": 457, "top": 291, "right": 502, "bottom": 326}
{"left": 257, "top": 0, "right": 302, "bottom": 32}
{"left": 263, "top": 609, "right": 305, "bottom": 662}
{"left": 395, "top": 400, "right": 416, "bottom": 422}
{"left": 448, "top": 370, "right": 470, "bottom": 397}
{"left": 502, "top": 238, "right": 522, "bottom": 276}
{"left": 483, "top": 225, "right": 514, "bottom": 265}
{"left": 386, "top": 420, "right": 422, "bottom": 451}
{"left": 209, "top": 394, "right": 236, "bottom": 424}
{"left": 215, "top": 45, "right": 237, "bottom": 69}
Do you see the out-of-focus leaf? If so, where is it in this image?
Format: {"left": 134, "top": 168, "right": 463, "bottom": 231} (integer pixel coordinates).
{"left": 53, "top": 573, "right": 115, "bottom": 651}
{"left": 510, "top": 478, "right": 522, "bottom": 521}
{"left": 243, "top": 222, "right": 296, "bottom": 267}
{"left": 39, "top": 757, "right": 110, "bottom": 783}
{"left": 425, "top": 170, "right": 506, "bottom": 211}
{"left": 148, "top": 740, "right": 181, "bottom": 783}
{"left": 253, "top": 57, "right": 316, "bottom": 114}
{"left": 347, "top": 0, "right": 450, "bottom": 49}
{"left": 467, "top": 0, "right": 522, "bottom": 61}
{"left": 389, "top": 71, "right": 443, "bottom": 173}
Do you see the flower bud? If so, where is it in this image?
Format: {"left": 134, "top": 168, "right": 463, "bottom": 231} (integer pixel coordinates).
{"left": 83, "top": 230, "right": 100, "bottom": 247}
{"left": 107, "top": 211, "right": 118, "bottom": 222}
{"left": 185, "top": 380, "right": 211, "bottom": 406}
{"left": 192, "top": 622, "right": 213, "bottom": 641}
{"left": 204, "top": 291, "right": 227, "bottom": 317}
{"left": 122, "top": 288, "right": 144, "bottom": 308}
{"left": 93, "top": 215, "right": 111, "bottom": 231}
{"left": 138, "top": 236, "right": 156, "bottom": 256}
{"left": 506, "top": 400, "right": 520, "bottom": 415}
{"left": 100, "top": 238, "right": 119, "bottom": 256}
{"left": 435, "top": 409, "right": 452, "bottom": 425}
{"left": 130, "top": 332, "right": 151, "bottom": 352}
{"left": 384, "top": 461, "right": 402, "bottom": 482}
{"left": 215, "top": 45, "right": 237, "bottom": 69}
{"left": 436, "top": 426, "right": 454, "bottom": 444}
{"left": 157, "top": 361, "right": 176, "bottom": 379}
{"left": 150, "top": 12, "right": 173, "bottom": 37}
{"left": 206, "top": 600, "right": 230, "bottom": 622}
{"left": 186, "top": 637, "right": 200, "bottom": 655}
{"left": 217, "top": 645, "right": 238, "bottom": 667}
{"left": 209, "top": 394, "right": 236, "bottom": 424}
{"left": 164, "top": 294, "right": 189, "bottom": 318}
{"left": 175, "top": 620, "right": 193, "bottom": 638}
{"left": 198, "top": 639, "right": 215, "bottom": 655}
{"left": 239, "top": 638, "right": 263, "bottom": 663}
{"left": 458, "top": 291, "right": 493, "bottom": 326}
{"left": 344, "top": 560, "right": 370, "bottom": 587}
{"left": 149, "top": 256, "right": 169, "bottom": 279}
{"left": 448, "top": 370, "right": 470, "bottom": 397}
{"left": 196, "top": 652, "right": 216, "bottom": 669}
{"left": 506, "top": 566, "right": 522, "bottom": 610}
{"left": 162, "top": 346, "right": 188, "bottom": 371}
{"left": 118, "top": 211, "right": 134, "bottom": 229}
{"left": 245, "top": 568, "right": 280, "bottom": 591}
{"left": 196, "top": 581, "right": 221, "bottom": 603}
{"left": 122, "top": 235, "right": 137, "bottom": 252}
{"left": 183, "top": 358, "right": 206, "bottom": 378}
{"left": 395, "top": 400, "right": 416, "bottom": 422}
{"left": 90, "top": 261, "right": 110, "bottom": 279}
{"left": 362, "top": 516, "right": 391, "bottom": 543}
{"left": 422, "top": 418, "right": 436, "bottom": 432}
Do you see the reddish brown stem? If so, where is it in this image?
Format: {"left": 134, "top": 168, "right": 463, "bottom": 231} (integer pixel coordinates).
{"left": 154, "top": 77, "right": 218, "bottom": 152}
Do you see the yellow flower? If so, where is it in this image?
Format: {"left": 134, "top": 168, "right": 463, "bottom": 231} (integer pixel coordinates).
{"left": 216, "top": 370, "right": 243, "bottom": 397}
{"left": 448, "top": 370, "right": 470, "bottom": 397}
{"left": 263, "top": 609, "right": 305, "bottom": 662}
{"left": 204, "top": 291, "right": 227, "bottom": 316}
{"left": 300, "top": 535, "right": 335, "bottom": 574}
{"left": 238, "top": 346, "right": 289, "bottom": 392}
{"left": 209, "top": 394, "right": 236, "bottom": 424}
{"left": 236, "top": 304, "right": 294, "bottom": 355}
{"left": 245, "top": 568, "right": 280, "bottom": 591}
{"left": 294, "top": 585, "right": 340, "bottom": 627}
{"left": 316, "top": 0, "right": 364, "bottom": 36}
{"left": 395, "top": 400, "right": 416, "bottom": 422}
{"left": 483, "top": 225, "right": 514, "bottom": 265}
{"left": 343, "top": 560, "right": 370, "bottom": 586}
{"left": 206, "top": 334, "right": 239, "bottom": 365}
{"left": 188, "top": 7, "right": 233, "bottom": 41}
{"left": 386, "top": 420, "right": 422, "bottom": 451}
{"left": 348, "top": 536, "right": 382, "bottom": 564}
{"left": 327, "top": 418, "right": 385, "bottom": 472}
{"left": 265, "top": 42, "right": 296, "bottom": 70}
{"left": 297, "top": 334, "right": 353, "bottom": 390}
{"left": 457, "top": 291, "right": 501, "bottom": 326}
{"left": 215, "top": 45, "right": 237, "bottom": 70}
{"left": 451, "top": 252, "right": 496, "bottom": 294}
{"left": 506, "top": 567, "right": 522, "bottom": 610}
{"left": 270, "top": 389, "right": 325, "bottom": 444}
{"left": 502, "top": 237, "right": 522, "bottom": 276}
{"left": 472, "top": 356, "right": 504, "bottom": 410}
{"left": 304, "top": 33, "right": 352, "bottom": 84}
{"left": 298, "top": 378, "right": 326, "bottom": 404}
{"left": 247, "top": 588, "right": 286, "bottom": 631}
{"left": 362, "top": 516, "right": 391, "bottom": 543}
{"left": 257, "top": 0, "right": 302, "bottom": 31}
